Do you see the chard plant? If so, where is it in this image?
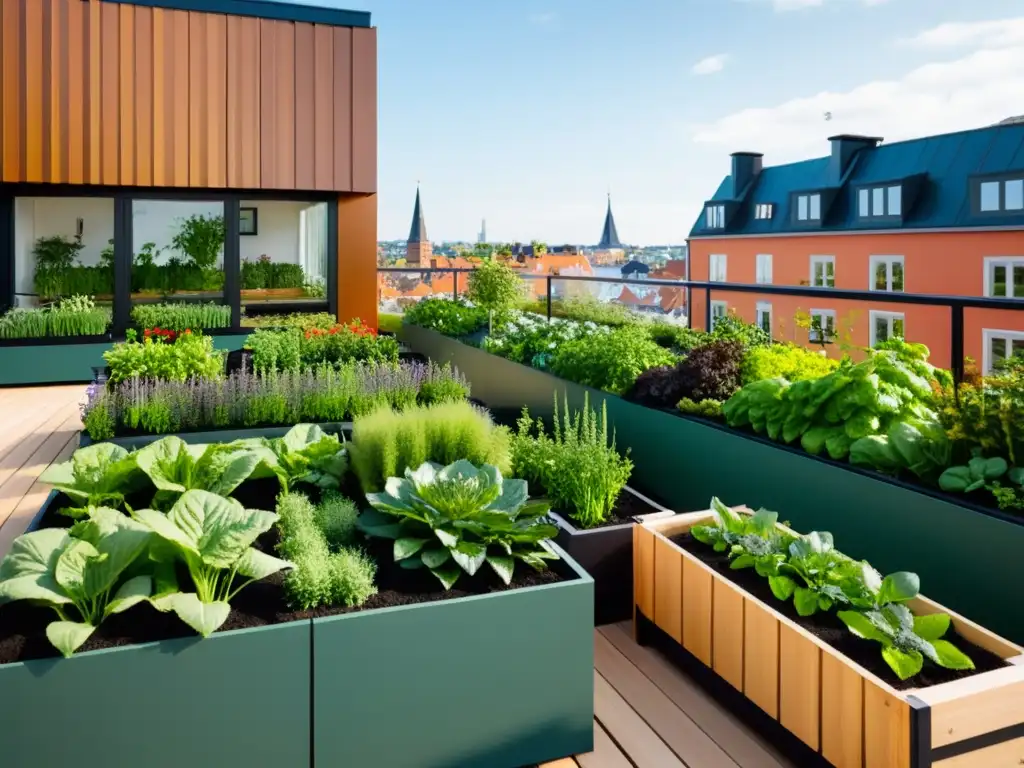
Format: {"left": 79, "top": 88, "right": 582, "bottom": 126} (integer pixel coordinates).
{"left": 768, "top": 532, "right": 869, "bottom": 616}
{"left": 361, "top": 460, "right": 559, "bottom": 589}
{"left": 39, "top": 443, "right": 145, "bottom": 518}
{"left": 133, "top": 490, "right": 294, "bottom": 637}
{"left": 691, "top": 498, "right": 793, "bottom": 578}
{"left": 0, "top": 508, "right": 153, "bottom": 657}
{"left": 136, "top": 436, "right": 268, "bottom": 504}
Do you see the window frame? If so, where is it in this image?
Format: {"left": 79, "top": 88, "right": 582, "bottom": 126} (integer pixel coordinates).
{"left": 705, "top": 204, "right": 725, "bottom": 229}
{"left": 809, "top": 254, "right": 835, "bottom": 288}
{"left": 869, "top": 310, "right": 905, "bottom": 347}
{"left": 755, "top": 253, "right": 772, "bottom": 285}
{"left": 754, "top": 203, "right": 774, "bottom": 220}
{"left": 794, "top": 192, "right": 822, "bottom": 223}
{"left": 710, "top": 300, "right": 728, "bottom": 330}
{"left": 983, "top": 256, "right": 1024, "bottom": 298}
{"left": 709, "top": 253, "right": 727, "bottom": 282}
{"left": 855, "top": 183, "right": 903, "bottom": 220}
{"left": 868, "top": 255, "right": 905, "bottom": 293}
{"left": 755, "top": 301, "right": 772, "bottom": 335}
{"left": 973, "top": 175, "right": 1024, "bottom": 215}
{"left": 808, "top": 308, "right": 836, "bottom": 344}
{"left": 982, "top": 328, "right": 1024, "bottom": 374}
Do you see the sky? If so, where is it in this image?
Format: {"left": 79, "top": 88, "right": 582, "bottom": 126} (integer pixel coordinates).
{"left": 305, "top": 0, "right": 1024, "bottom": 245}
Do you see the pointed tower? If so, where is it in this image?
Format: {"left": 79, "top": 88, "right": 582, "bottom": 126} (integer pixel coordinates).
{"left": 406, "top": 186, "right": 432, "bottom": 266}
{"left": 598, "top": 193, "right": 623, "bottom": 250}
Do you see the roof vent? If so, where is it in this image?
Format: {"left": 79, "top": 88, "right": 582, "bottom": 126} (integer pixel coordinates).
{"left": 729, "top": 152, "right": 763, "bottom": 199}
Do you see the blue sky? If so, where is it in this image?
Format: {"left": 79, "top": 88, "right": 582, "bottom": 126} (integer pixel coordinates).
{"left": 306, "top": 0, "right": 1024, "bottom": 244}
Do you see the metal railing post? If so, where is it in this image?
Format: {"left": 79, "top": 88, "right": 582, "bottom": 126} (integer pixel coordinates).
{"left": 546, "top": 276, "right": 552, "bottom": 320}
{"left": 704, "top": 287, "right": 713, "bottom": 331}
{"left": 950, "top": 303, "right": 964, "bottom": 400}
{"left": 453, "top": 270, "right": 458, "bottom": 302}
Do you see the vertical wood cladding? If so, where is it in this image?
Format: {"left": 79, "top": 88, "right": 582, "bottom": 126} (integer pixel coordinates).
{"left": 0, "top": 0, "right": 376, "bottom": 192}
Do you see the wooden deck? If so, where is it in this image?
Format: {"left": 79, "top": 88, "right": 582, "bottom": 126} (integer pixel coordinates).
{"left": 0, "top": 385, "right": 792, "bottom": 768}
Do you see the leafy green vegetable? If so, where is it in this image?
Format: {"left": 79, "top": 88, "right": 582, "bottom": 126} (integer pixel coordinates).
{"left": 132, "top": 490, "right": 293, "bottom": 636}
{"left": 769, "top": 532, "right": 873, "bottom": 616}
{"left": 361, "top": 460, "right": 559, "bottom": 589}
{"left": 691, "top": 498, "right": 793, "bottom": 579}
{"left": 39, "top": 443, "right": 145, "bottom": 518}
{"left": 265, "top": 424, "right": 348, "bottom": 490}
{"left": 136, "top": 436, "right": 265, "bottom": 503}
{"left": 938, "top": 448, "right": 1008, "bottom": 493}
{"left": 0, "top": 508, "right": 152, "bottom": 656}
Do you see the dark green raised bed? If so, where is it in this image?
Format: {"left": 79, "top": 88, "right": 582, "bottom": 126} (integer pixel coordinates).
{"left": 0, "top": 620, "right": 311, "bottom": 767}
{"left": 80, "top": 422, "right": 351, "bottom": 449}
{"left": 401, "top": 323, "right": 1024, "bottom": 644}
{"left": 312, "top": 556, "right": 594, "bottom": 768}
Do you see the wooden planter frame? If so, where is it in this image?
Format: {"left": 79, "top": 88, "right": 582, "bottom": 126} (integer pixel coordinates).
{"left": 634, "top": 509, "right": 1024, "bottom": 768}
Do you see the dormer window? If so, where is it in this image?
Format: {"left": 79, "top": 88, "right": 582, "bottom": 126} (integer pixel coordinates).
{"left": 978, "top": 177, "right": 1024, "bottom": 213}
{"left": 796, "top": 193, "right": 821, "bottom": 222}
{"left": 754, "top": 203, "right": 774, "bottom": 220}
{"left": 858, "top": 184, "right": 902, "bottom": 218}
{"left": 705, "top": 204, "right": 725, "bottom": 228}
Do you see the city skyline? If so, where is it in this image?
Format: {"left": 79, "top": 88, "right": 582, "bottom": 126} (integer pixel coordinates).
{"left": 318, "top": 0, "right": 1023, "bottom": 244}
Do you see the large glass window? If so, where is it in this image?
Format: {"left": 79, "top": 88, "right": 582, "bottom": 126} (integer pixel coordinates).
{"left": 8, "top": 196, "right": 114, "bottom": 337}
{"left": 240, "top": 200, "right": 329, "bottom": 310}
{"left": 130, "top": 200, "right": 227, "bottom": 330}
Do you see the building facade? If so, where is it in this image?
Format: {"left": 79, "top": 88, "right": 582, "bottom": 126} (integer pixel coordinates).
{"left": 688, "top": 125, "right": 1024, "bottom": 371}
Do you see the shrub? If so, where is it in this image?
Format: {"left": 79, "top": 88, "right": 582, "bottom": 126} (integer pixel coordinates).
{"left": 378, "top": 313, "right": 403, "bottom": 334}
{"left": 172, "top": 213, "right": 225, "bottom": 271}
{"left": 247, "top": 328, "right": 303, "bottom": 374}
{"left": 315, "top": 491, "right": 360, "bottom": 549}
{"left": 551, "top": 325, "right": 677, "bottom": 395}
{"left": 417, "top": 362, "right": 471, "bottom": 404}
{"left": 708, "top": 314, "right": 773, "bottom": 348}
{"left": 130, "top": 301, "right": 232, "bottom": 332}
{"left": 647, "top": 323, "right": 710, "bottom": 352}
{"left": 245, "top": 321, "right": 399, "bottom": 373}
{"left": 941, "top": 361, "right": 1024, "bottom": 466}
{"left": 627, "top": 339, "right": 745, "bottom": 408}
{"left": 466, "top": 259, "right": 524, "bottom": 331}
{"left": 677, "top": 397, "right": 723, "bottom": 418}
{"left": 104, "top": 330, "right": 224, "bottom": 383}
{"left": 349, "top": 400, "right": 511, "bottom": 492}
{"left": 0, "top": 295, "right": 110, "bottom": 339}
{"left": 741, "top": 343, "right": 840, "bottom": 385}
{"left": 403, "top": 298, "right": 486, "bottom": 337}
{"left": 482, "top": 312, "right": 609, "bottom": 369}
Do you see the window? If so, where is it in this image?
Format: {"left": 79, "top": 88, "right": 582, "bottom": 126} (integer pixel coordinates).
{"left": 756, "top": 301, "right": 772, "bottom": 335}
{"left": 705, "top": 204, "right": 725, "bottom": 228}
{"left": 857, "top": 185, "right": 902, "bottom": 218}
{"left": 810, "top": 255, "right": 835, "bottom": 288}
{"left": 858, "top": 189, "right": 870, "bottom": 217}
{"left": 710, "top": 300, "right": 728, "bottom": 329}
{"left": 796, "top": 193, "right": 821, "bottom": 222}
{"left": 983, "top": 329, "right": 1024, "bottom": 374}
{"left": 984, "top": 257, "right": 1024, "bottom": 298}
{"left": 756, "top": 253, "right": 772, "bottom": 284}
{"left": 872, "top": 188, "right": 884, "bottom": 217}
{"left": 754, "top": 203, "right": 774, "bottom": 220}
{"left": 869, "top": 255, "right": 904, "bottom": 292}
{"left": 870, "top": 311, "right": 905, "bottom": 347}
{"left": 887, "top": 185, "right": 902, "bottom": 215}
{"left": 978, "top": 178, "right": 1024, "bottom": 213}
{"left": 808, "top": 309, "right": 836, "bottom": 344}
{"left": 709, "top": 254, "right": 727, "bottom": 282}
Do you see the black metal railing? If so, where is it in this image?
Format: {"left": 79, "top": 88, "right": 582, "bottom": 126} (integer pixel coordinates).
{"left": 377, "top": 266, "right": 1024, "bottom": 387}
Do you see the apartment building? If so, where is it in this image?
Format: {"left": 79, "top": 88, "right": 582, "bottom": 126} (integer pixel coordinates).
{"left": 687, "top": 123, "right": 1024, "bottom": 371}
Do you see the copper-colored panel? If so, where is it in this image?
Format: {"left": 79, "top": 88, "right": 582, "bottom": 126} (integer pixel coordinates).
{"left": 332, "top": 26, "right": 352, "bottom": 192}
{"left": 228, "top": 15, "right": 261, "bottom": 189}
{"left": 274, "top": 21, "right": 296, "bottom": 189}
{"left": 152, "top": 8, "right": 167, "bottom": 186}
{"left": 226, "top": 16, "right": 241, "bottom": 187}
{"left": 118, "top": 3, "right": 135, "bottom": 186}
{"left": 293, "top": 22, "right": 316, "bottom": 190}
{"left": 48, "top": 0, "right": 68, "bottom": 183}
{"left": 1, "top": 0, "right": 23, "bottom": 182}
{"left": 134, "top": 6, "right": 153, "bottom": 187}
{"left": 88, "top": 0, "right": 101, "bottom": 184}
{"left": 351, "top": 27, "right": 377, "bottom": 193}
{"left": 313, "top": 24, "right": 335, "bottom": 191}
{"left": 172, "top": 10, "right": 189, "bottom": 188}
{"left": 100, "top": 1, "right": 120, "bottom": 185}
{"left": 25, "top": 0, "right": 44, "bottom": 182}
{"left": 188, "top": 12, "right": 207, "bottom": 187}
{"left": 205, "top": 12, "right": 227, "bottom": 188}
{"left": 337, "top": 193, "right": 379, "bottom": 327}
{"left": 67, "top": 0, "right": 86, "bottom": 184}
{"left": 259, "top": 18, "right": 277, "bottom": 188}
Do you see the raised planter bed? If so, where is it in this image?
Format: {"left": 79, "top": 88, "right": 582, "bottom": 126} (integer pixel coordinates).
{"left": 633, "top": 509, "right": 1024, "bottom": 768}
{"left": 0, "top": 492, "right": 594, "bottom": 768}
{"left": 79, "top": 422, "right": 352, "bottom": 449}
{"left": 400, "top": 324, "right": 1024, "bottom": 644}
{"left": 548, "top": 486, "right": 673, "bottom": 626}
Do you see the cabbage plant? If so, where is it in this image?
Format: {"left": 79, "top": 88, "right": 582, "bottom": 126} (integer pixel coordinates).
{"left": 133, "top": 490, "right": 294, "bottom": 636}
{"left": 361, "top": 460, "right": 558, "bottom": 589}
{"left": 39, "top": 443, "right": 145, "bottom": 517}
{"left": 0, "top": 508, "right": 153, "bottom": 656}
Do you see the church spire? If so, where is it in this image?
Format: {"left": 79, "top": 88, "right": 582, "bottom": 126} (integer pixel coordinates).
{"left": 407, "top": 185, "right": 428, "bottom": 243}
{"left": 405, "top": 184, "right": 433, "bottom": 266}
{"left": 598, "top": 192, "right": 622, "bottom": 249}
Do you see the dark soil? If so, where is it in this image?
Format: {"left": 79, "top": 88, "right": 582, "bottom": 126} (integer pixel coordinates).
{"left": 224, "top": 348, "right": 253, "bottom": 376}
{"left": 551, "top": 487, "right": 661, "bottom": 530}
{"left": 671, "top": 532, "right": 1009, "bottom": 690}
{"left": 0, "top": 485, "right": 572, "bottom": 666}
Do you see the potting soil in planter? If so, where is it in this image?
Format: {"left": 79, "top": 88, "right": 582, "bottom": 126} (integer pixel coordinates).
{"left": 671, "top": 531, "right": 1008, "bottom": 690}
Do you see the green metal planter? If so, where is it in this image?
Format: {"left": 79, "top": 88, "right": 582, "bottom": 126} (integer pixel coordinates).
{"left": 80, "top": 422, "right": 351, "bottom": 449}
{"left": 312, "top": 554, "right": 594, "bottom": 768}
{"left": 400, "top": 324, "right": 1024, "bottom": 644}
{"left": 0, "top": 620, "right": 311, "bottom": 768}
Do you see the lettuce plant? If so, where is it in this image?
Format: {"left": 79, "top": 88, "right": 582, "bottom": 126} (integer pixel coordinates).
{"left": 361, "top": 460, "right": 558, "bottom": 589}
{"left": 133, "top": 490, "right": 293, "bottom": 636}
{"left": 691, "top": 498, "right": 793, "bottom": 578}
{"left": 768, "top": 532, "right": 871, "bottom": 616}
{"left": 39, "top": 443, "right": 145, "bottom": 517}
{"left": 136, "top": 436, "right": 266, "bottom": 502}
{"left": 0, "top": 508, "right": 153, "bottom": 656}
{"left": 938, "top": 448, "right": 1008, "bottom": 493}
{"left": 260, "top": 424, "right": 347, "bottom": 490}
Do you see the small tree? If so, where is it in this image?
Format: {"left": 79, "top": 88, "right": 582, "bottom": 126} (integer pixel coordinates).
{"left": 171, "top": 214, "right": 225, "bottom": 271}
{"left": 466, "top": 258, "right": 524, "bottom": 333}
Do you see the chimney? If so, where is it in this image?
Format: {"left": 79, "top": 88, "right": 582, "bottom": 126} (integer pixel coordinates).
{"left": 828, "top": 134, "right": 882, "bottom": 183}
{"left": 729, "top": 152, "right": 763, "bottom": 198}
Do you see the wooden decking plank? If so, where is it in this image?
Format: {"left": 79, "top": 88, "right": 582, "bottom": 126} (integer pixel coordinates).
{"left": 538, "top": 758, "right": 580, "bottom": 767}
{"left": 595, "top": 630, "right": 740, "bottom": 768}
{"left": 601, "top": 623, "right": 792, "bottom": 768}
{"left": 0, "top": 387, "right": 70, "bottom": 462}
{"left": 594, "top": 670, "right": 684, "bottom": 768}
{"left": 574, "top": 721, "right": 633, "bottom": 768}
{"left": 0, "top": 399, "right": 81, "bottom": 489}
{"left": 0, "top": 409, "right": 81, "bottom": 526}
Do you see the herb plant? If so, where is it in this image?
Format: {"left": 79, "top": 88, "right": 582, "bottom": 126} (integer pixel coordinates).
{"left": 130, "top": 302, "right": 232, "bottom": 332}
{"left": 551, "top": 325, "right": 677, "bottom": 395}
{"left": 741, "top": 343, "right": 840, "bottom": 385}
{"left": 628, "top": 339, "right": 744, "bottom": 408}
{"left": 482, "top": 312, "right": 609, "bottom": 370}
{"left": 361, "top": 460, "right": 559, "bottom": 589}
{"left": 0, "top": 296, "right": 111, "bottom": 339}
{"left": 104, "top": 330, "right": 225, "bottom": 383}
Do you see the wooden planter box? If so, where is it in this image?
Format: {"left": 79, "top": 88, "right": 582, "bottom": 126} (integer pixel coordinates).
{"left": 633, "top": 510, "right": 1024, "bottom": 768}
{"left": 549, "top": 487, "right": 673, "bottom": 626}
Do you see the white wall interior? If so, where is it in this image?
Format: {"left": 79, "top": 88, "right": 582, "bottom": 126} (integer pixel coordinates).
{"left": 132, "top": 200, "right": 224, "bottom": 265}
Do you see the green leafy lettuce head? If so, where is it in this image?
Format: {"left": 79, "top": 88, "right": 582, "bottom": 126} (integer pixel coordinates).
{"left": 360, "top": 459, "right": 559, "bottom": 589}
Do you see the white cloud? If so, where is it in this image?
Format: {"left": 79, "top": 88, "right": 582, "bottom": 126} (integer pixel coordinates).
{"left": 692, "top": 54, "right": 729, "bottom": 75}
{"left": 690, "top": 20, "right": 1024, "bottom": 163}
{"left": 899, "top": 18, "right": 1024, "bottom": 49}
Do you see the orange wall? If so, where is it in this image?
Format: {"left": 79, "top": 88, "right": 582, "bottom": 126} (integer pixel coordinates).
{"left": 689, "top": 231, "right": 1024, "bottom": 369}
{"left": 338, "top": 193, "right": 378, "bottom": 329}
{"left": 0, "top": 0, "right": 376, "bottom": 192}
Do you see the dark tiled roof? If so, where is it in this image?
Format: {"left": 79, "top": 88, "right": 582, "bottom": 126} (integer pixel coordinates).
{"left": 407, "top": 188, "right": 428, "bottom": 243}
{"left": 598, "top": 195, "right": 623, "bottom": 249}
{"left": 690, "top": 123, "right": 1024, "bottom": 237}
